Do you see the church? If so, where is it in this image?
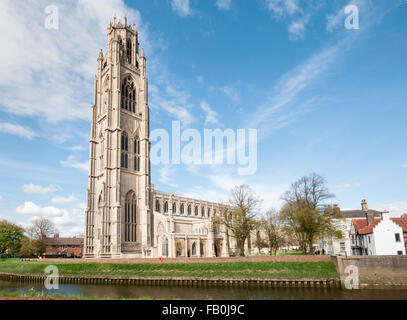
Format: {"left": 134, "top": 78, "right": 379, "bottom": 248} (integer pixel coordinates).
{"left": 84, "top": 17, "right": 241, "bottom": 259}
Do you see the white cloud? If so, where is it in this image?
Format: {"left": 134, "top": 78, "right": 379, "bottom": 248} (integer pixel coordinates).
{"left": 216, "top": 0, "right": 232, "bottom": 11}
{"left": 200, "top": 101, "right": 219, "bottom": 125}
{"left": 60, "top": 155, "right": 89, "bottom": 171}
{"left": 159, "top": 165, "right": 178, "bottom": 188}
{"left": 0, "top": 195, "right": 4, "bottom": 202}
{"left": 67, "top": 145, "right": 86, "bottom": 151}
{"left": 170, "top": 0, "right": 193, "bottom": 17}
{"left": 23, "top": 184, "right": 59, "bottom": 195}
{"left": 0, "top": 122, "right": 37, "bottom": 139}
{"left": 0, "top": 0, "right": 140, "bottom": 122}
{"left": 223, "top": 85, "right": 240, "bottom": 102}
{"left": 288, "top": 15, "right": 310, "bottom": 40}
{"left": 51, "top": 195, "right": 78, "bottom": 205}
{"left": 265, "top": 0, "right": 300, "bottom": 18}
{"left": 196, "top": 75, "right": 204, "bottom": 84}
{"left": 16, "top": 201, "right": 66, "bottom": 217}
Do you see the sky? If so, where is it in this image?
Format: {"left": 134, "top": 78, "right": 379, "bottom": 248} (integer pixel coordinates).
{"left": 0, "top": 0, "right": 406, "bottom": 236}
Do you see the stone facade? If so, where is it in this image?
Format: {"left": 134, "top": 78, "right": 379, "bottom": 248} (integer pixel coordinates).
{"left": 84, "top": 18, "right": 246, "bottom": 259}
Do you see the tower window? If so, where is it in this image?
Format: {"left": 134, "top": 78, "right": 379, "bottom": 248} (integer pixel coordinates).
{"left": 121, "top": 132, "right": 129, "bottom": 169}
{"left": 134, "top": 136, "right": 140, "bottom": 172}
{"left": 195, "top": 206, "right": 198, "bottom": 216}
{"left": 180, "top": 204, "right": 184, "bottom": 215}
{"left": 164, "top": 201, "right": 168, "bottom": 214}
{"left": 126, "top": 39, "right": 132, "bottom": 64}
{"left": 121, "top": 77, "right": 136, "bottom": 113}
{"left": 124, "top": 192, "right": 137, "bottom": 242}
{"left": 187, "top": 205, "right": 191, "bottom": 216}
{"left": 155, "top": 200, "right": 161, "bottom": 212}
{"left": 201, "top": 207, "right": 205, "bottom": 217}
{"left": 172, "top": 203, "right": 177, "bottom": 214}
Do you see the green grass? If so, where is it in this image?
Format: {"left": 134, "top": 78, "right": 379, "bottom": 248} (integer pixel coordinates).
{"left": 0, "top": 290, "right": 152, "bottom": 300}
{"left": 0, "top": 259, "right": 338, "bottom": 279}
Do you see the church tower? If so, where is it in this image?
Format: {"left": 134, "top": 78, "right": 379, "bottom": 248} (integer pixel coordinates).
{"left": 84, "top": 17, "right": 153, "bottom": 258}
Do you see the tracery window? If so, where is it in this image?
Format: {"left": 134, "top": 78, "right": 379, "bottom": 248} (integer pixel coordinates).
{"left": 126, "top": 39, "right": 132, "bottom": 64}
{"left": 121, "top": 77, "right": 136, "bottom": 113}
{"left": 121, "top": 132, "right": 128, "bottom": 169}
{"left": 134, "top": 136, "right": 140, "bottom": 172}
{"left": 124, "top": 192, "right": 137, "bottom": 242}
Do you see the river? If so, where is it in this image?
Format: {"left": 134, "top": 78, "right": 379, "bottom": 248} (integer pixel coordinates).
{"left": 1, "top": 280, "right": 407, "bottom": 300}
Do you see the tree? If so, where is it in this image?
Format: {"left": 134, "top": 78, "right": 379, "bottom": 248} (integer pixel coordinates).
{"left": 0, "top": 220, "right": 24, "bottom": 254}
{"left": 261, "top": 210, "right": 286, "bottom": 256}
{"left": 28, "top": 217, "right": 56, "bottom": 240}
{"left": 280, "top": 173, "right": 343, "bottom": 254}
{"left": 214, "top": 185, "right": 261, "bottom": 256}
{"left": 21, "top": 218, "right": 57, "bottom": 257}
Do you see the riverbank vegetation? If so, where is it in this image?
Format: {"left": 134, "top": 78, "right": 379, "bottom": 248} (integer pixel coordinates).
{"left": 0, "top": 290, "right": 152, "bottom": 300}
{"left": 0, "top": 259, "right": 338, "bottom": 279}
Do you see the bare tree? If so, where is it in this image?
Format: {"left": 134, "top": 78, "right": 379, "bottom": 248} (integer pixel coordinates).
{"left": 261, "top": 210, "right": 285, "bottom": 256}
{"left": 28, "top": 217, "right": 57, "bottom": 240}
{"left": 214, "top": 185, "right": 261, "bottom": 256}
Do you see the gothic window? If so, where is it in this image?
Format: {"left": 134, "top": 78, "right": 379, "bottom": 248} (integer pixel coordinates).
{"left": 180, "top": 204, "right": 184, "bottom": 215}
{"left": 155, "top": 200, "right": 161, "bottom": 212}
{"left": 207, "top": 208, "right": 211, "bottom": 218}
{"left": 200, "top": 242, "right": 204, "bottom": 256}
{"left": 126, "top": 39, "right": 132, "bottom": 64}
{"left": 172, "top": 203, "right": 177, "bottom": 214}
{"left": 187, "top": 205, "right": 191, "bottom": 216}
{"left": 201, "top": 207, "right": 205, "bottom": 217}
{"left": 164, "top": 201, "right": 168, "bottom": 214}
{"left": 121, "top": 132, "right": 128, "bottom": 169}
{"left": 195, "top": 206, "right": 198, "bottom": 216}
{"left": 121, "top": 77, "right": 136, "bottom": 113}
{"left": 124, "top": 192, "right": 137, "bottom": 242}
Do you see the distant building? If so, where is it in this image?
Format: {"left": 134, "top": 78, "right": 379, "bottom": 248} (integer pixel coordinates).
{"left": 43, "top": 234, "right": 84, "bottom": 258}
{"left": 351, "top": 211, "right": 406, "bottom": 256}
{"left": 324, "top": 200, "right": 381, "bottom": 256}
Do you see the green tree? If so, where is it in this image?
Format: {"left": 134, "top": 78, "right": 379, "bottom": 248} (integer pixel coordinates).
{"left": 280, "top": 173, "right": 343, "bottom": 254}
{"left": 0, "top": 220, "right": 24, "bottom": 255}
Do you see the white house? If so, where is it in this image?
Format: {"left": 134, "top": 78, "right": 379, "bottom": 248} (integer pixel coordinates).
{"left": 324, "top": 200, "right": 381, "bottom": 256}
{"left": 350, "top": 210, "right": 406, "bottom": 256}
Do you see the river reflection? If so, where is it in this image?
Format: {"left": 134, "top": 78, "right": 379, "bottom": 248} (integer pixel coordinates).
{"left": 1, "top": 280, "right": 407, "bottom": 300}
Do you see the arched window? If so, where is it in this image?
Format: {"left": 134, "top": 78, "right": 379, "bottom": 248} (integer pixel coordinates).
{"left": 126, "top": 39, "right": 132, "bottom": 64}
{"left": 172, "top": 203, "right": 177, "bottom": 214}
{"left": 164, "top": 201, "right": 168, "bottom": 213}
{"left": 155, "top": 200, "right": 161, "bottom": 212}
{"left": 207, "top": 208, "right": 211, "bottom": 218}
{"left": 121, "top": 132, "right": 128, "bottom": 169}
{"left": 180, "top": 204, "right": 184, "bottom": 215}
{"left": 200, "top": 242, "right": 204, "bottom": 256}
{"left": 195, "top": 206, "right": 198, "bottom": 216}
{"left": 124, "top": 192, "right": 137, "bottom": 242}
{"left": 192, "top": 242, "right": 196, "bottom": 256}
{"left": 121, "top": 77, "right": 136, "bottom": 113}
{"left": 187, "top": 205, "right": 191, "bottom": 216}
{"left": 201, "top": 207, "right": 205, "bottom": 217}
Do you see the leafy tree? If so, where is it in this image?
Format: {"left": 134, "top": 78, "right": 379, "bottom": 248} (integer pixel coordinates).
{"left": 0, "top": 220, "right": 24, "bottom": 254}
{"left": 280, "top": 173, "right": 343, "bottom": 254}
{"left": 214, "top": 185, "right": 260, "bottom": 256}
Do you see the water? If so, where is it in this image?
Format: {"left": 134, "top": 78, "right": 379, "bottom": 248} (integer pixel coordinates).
{"left": 1, "top": 280, "right": 407, "bottom": 300}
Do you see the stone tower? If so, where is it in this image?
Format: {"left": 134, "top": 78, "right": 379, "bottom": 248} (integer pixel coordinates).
{"left": 84, "top": 17, "right": 153, "bottom": 258}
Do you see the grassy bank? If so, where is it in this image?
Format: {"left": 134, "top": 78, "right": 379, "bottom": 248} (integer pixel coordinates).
{"left": 0, "top": 259, "right": 338, "bottom": 279}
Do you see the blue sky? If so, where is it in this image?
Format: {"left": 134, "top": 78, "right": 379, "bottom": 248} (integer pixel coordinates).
{"left": 0, "top": 0, "right": 406, "bottom": 236}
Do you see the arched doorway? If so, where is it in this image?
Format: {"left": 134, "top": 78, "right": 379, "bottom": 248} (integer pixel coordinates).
{"left": 214, "top": 243, "right": 219, "bottom": 257}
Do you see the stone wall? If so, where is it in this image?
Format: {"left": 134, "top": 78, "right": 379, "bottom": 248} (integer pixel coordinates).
{"left": 334, "top": 255, "right": 407, "bottom": 289}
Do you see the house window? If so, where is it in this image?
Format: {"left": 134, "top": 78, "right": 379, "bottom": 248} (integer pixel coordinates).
{"left": 397, "top": 251, "right": 403, "bottom": 255}
{"left": 340, "top": 242, "right": 345, "bottom": 252}
{"left": 368, "top": 236, "right": 371, "bottom": 244}
{"left": 395, "top": 233, "right": 401, "bottom": 242}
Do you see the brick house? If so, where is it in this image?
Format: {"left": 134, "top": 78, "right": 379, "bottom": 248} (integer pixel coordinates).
{"left": 43, "top": 234, "right": 84, "bottom": 258}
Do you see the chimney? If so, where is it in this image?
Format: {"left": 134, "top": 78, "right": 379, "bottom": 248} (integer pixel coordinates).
{"left": 366, "top": 211, "right": 374, "bottom": 226}
{"left": 381, "top": 210, "right": 390, "bottom": 221}
{"left": 361, "top": 199, "right": 368, "bottom": 212}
